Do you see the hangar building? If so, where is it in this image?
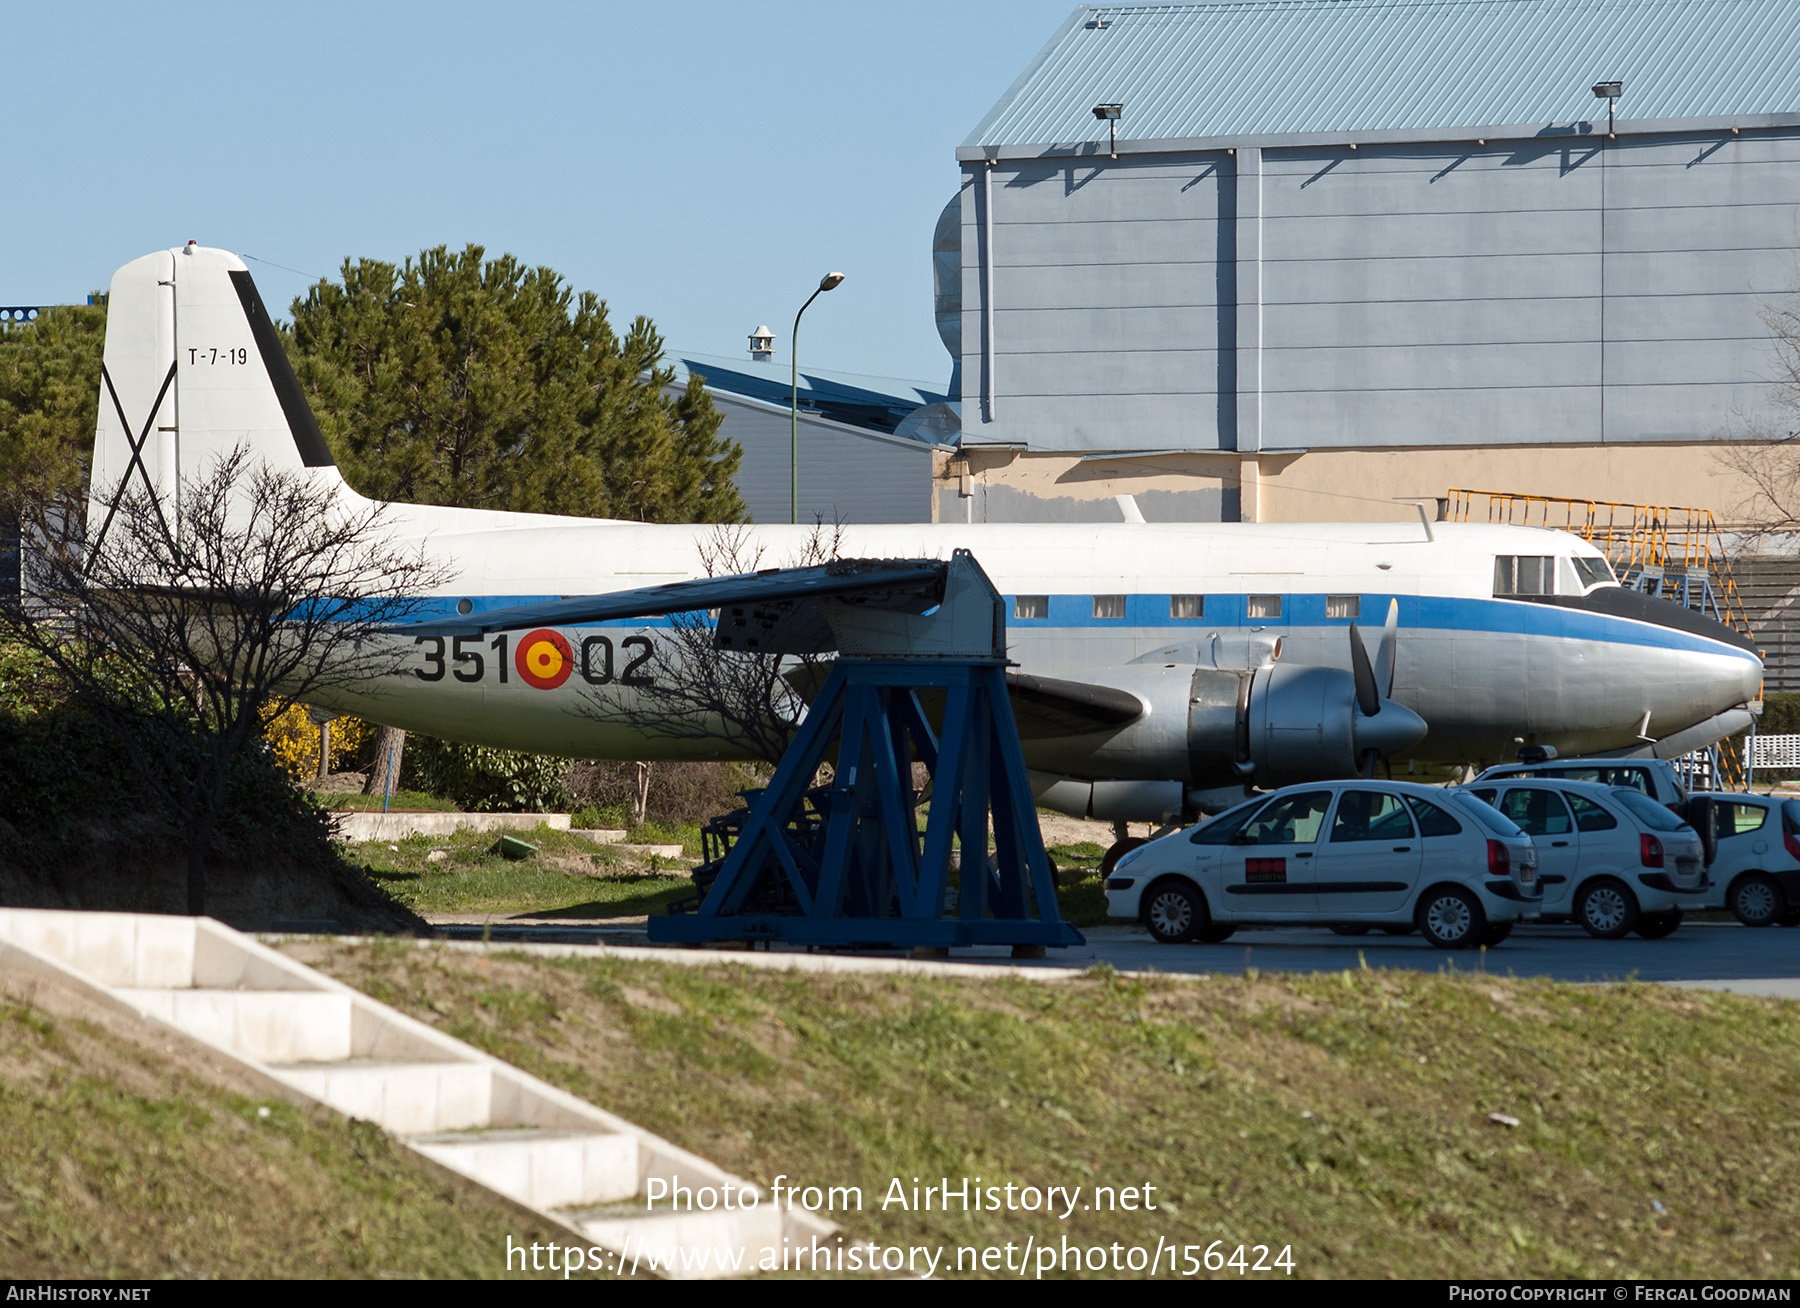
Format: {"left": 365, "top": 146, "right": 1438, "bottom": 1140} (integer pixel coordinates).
{"left": 938, "top": 0, "right": 1800, "bottom": 529}
{"left": 668, "top": 352, "right": 946, "bottom": 525}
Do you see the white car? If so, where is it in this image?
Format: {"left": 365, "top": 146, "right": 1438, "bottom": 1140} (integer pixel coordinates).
{"left": 1688, "top": 792, "right": 1800, "bottom": 927}
{"left": 1473, "top": 757, "right": 1688, "bottom": 810}
{"left": 1104, "top": 780, "right": 1540, "bottom": 949}
{"left": 1460, "top": 779, "right": 1707, "bottom": 938}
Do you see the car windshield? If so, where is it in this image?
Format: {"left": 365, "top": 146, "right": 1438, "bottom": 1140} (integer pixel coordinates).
{"left": 1610, "top": 788, "right": 1689, "bottom": 832}
{"left": 1447, "top": 790, "right": 1524, "bottom": 837}
{"left": 1189, "top": 798, "right": 1264, "bottom": 845}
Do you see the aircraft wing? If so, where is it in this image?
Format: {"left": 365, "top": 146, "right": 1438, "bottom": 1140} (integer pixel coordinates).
{"left": 1004, "top": 671, "right": 1145, "bottom": 738}
{"left": 390, "top": 558, "right": 947, "bottom": 641}
{"left": 778, "top": 666, "right": 1147, "bottom": 737}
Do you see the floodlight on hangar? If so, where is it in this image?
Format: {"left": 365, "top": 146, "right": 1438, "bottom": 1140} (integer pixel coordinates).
{"left": 1592, "top": 80, "right": 1623, "bottom": 135}
{"left": 1092, "top": 103, "right": 1123, "bottom": 157}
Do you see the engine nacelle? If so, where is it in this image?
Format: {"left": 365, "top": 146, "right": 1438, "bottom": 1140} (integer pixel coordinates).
{"left": 1026, "top": 659, "right": 1426, "bottom": 822}
{"left": 1242, "top": 663, "right": 1361, "bottom": 787}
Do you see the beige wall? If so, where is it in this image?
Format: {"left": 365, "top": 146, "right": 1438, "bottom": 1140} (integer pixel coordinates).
{"left": 937, "top": 444, "right": 1772, "bottom": 530}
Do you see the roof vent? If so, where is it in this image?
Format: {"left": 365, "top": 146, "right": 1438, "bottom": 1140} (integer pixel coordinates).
{"left": 748, "top": 325, "right": 775, "bottom": 362}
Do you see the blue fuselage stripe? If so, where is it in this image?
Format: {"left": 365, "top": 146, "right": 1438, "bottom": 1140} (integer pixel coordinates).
{"left": 394, "top": 591, "right": 1757, "bottom": 663}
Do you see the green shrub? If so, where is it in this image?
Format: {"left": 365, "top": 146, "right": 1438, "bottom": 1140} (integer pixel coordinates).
{"left": 401, "top": 737, "right": 572, "bottom": 813}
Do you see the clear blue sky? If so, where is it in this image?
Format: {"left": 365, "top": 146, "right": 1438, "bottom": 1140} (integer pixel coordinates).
{"left": 10, "top": 1, "right": 1079, "bottom": 389}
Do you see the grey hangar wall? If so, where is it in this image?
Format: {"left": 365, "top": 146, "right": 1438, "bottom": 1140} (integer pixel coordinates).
{"left": 955, "top": 125, "right": 1800, "bottom": 459}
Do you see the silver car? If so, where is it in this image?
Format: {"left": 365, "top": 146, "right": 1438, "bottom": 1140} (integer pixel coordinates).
{"left": 1461, "top": 779, "right": 1707, "bottom": 938}
{"left": 1104, "top": 780, "right": 1540, "bottom": 949}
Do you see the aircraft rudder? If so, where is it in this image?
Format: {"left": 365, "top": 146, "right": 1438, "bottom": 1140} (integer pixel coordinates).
{"left": 87, "top": 243, "right": 358, "bottom": 547}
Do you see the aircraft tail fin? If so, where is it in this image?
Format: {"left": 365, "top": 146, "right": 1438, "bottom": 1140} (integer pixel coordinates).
{"left": 87, "top": 244, "right": 359, "bottom": 549}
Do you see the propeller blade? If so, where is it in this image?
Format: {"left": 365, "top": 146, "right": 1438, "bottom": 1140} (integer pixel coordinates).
{"left": 1374, "top": 598, "right": 1399, "bottom": 698}
{"left": 1358, "top": 748, "right": 1380, "bottom": 779}
{"left": 1348, "top": 622, "right": 1380, "bottom": 717}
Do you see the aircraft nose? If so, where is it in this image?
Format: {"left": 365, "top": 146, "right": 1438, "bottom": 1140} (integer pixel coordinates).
{"left": 1355, "top": 698, "right": 1428, "bottom": 758}
{"left": 1730, "top": 651, "right": 1765, "bottom": 707}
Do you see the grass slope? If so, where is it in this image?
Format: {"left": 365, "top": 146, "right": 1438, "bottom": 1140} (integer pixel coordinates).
{"left": 354, "top": 826, "right": 690, "bottom": 917}
{"left": 0, "top": 1004, "right": 572, "bottom": 1277}
{"left": 354, "top": 825, "right": 1116, "bottom": 926}
{"left": 290, "top": 940, "right": 1800, "bottom": 1280}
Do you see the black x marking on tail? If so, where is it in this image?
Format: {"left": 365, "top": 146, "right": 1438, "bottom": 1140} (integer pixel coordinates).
{"left": 87, "top": 360, "right": 178, "bottom": 567}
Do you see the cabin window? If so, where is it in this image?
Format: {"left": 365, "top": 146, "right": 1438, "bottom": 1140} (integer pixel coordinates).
{"left": 1170, "top": 594, "right": 1203, "bottom": 619}
{"left": 1014, "top": 595, "right": 1047, "bottom": 620}
{"left": 1093, "top": 594, "right": 1127, "bottom": 620}
{"left": 1325, "top": 595, "right": 1360, "bottom": 619}
{"left": 1247, "top": 594, "right": 1282, "bottom": 620}
{"left": 1493, "top": 555, "right": 1552, "bottom": 596}
{"left": 1572, "top": 556, "right": 1615, "bottom": 590}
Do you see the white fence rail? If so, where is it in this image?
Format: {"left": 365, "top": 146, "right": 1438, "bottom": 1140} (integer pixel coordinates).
{"left": 1751, "top": 734, "right": 1800, "bottom": 770}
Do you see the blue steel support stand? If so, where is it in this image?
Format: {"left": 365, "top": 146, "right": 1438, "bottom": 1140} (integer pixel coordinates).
{"left": 648, "top": 657, "right": 1083, "bottom": 950}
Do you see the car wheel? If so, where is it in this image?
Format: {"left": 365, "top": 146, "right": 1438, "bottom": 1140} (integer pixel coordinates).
{"left": 1143, "top": 878, "right": 1204, "bottom": 944}
{"left": 1197, "top": 923, "right": 1236, "bottom": 943}
{"left": 1729, "top": 872, "right": 1785, "bottom": 928}
{"left": 1329, "top": 924, "right": 1371, "bottom": 936}
{"left": 1633, "top": 909, "right": 1683, "bottom": 939}
{"left": 1416, "top": 885, "right": 1487, "bottom": 949}
{"left": 1479, "top": 922, "right": 1513, "bottom": 947}
{"left": 1101, "top": 837, "right": 1149, "bottom": 878}
{"left": 1575, "top": 877, "right": 1639, "bottom": 939}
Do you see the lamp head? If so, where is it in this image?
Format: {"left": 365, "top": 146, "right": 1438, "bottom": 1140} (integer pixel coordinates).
{"left": 1592, "top": 80, "right": 1622, "bottom": 99}
{"left": 819, "top": 272, "right": 845, "bottom": 291}
{"left": 1092, "top": 103, "right": 1123, "bottom": 120}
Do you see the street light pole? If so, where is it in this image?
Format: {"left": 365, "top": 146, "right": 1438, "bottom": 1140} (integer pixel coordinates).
{"left": 791, "top": 271, "right": 845, "bottom": 524}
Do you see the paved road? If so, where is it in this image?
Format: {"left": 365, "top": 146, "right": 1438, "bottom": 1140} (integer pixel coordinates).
{"left": 432, "top": 919, "right": 1800, "bottom": 991}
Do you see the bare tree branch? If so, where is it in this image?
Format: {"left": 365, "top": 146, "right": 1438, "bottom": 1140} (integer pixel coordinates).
{"left": 1, "top": 450, "right": 452, "bottom": 913}
{"left": 1719, "top": 275, "right": 1800, "bottom": 548}
{"left": 577, "top": 518, "right": 846, "bottom": 767}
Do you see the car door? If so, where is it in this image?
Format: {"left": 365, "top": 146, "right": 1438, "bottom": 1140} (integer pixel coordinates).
{"left": 1216, "top": 789, "right": 1331, "bottom": 919}
{"left": 1405, "top": 792, "right": 1478, "bottom": 898}
{"left": 1497, "top": 787, "right": 1582, "bottom": 914}
{"left": 1312, "top": 788, "right": 1422, "bottom": 916}
{"left": 1707, "top": 799, "right": 1774, "bottom": 904}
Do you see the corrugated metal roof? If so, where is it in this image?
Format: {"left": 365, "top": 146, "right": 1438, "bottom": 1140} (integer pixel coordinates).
{"left": 670, "top": 351, "right": 948, "bottom": 437}
{"left": 964, "top": 0, "right": 1800, "bottom": 148}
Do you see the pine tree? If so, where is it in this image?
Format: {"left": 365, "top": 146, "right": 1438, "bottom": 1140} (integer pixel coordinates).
{"left": 286, "top": 244, "right": 744, "bottom": 524}
{"left": 0, "top": 299, "right": 107, "bottom": 502}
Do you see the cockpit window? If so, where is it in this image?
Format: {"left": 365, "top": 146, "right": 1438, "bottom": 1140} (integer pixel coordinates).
{"left": 1494, "top": 555, "right": 1553, "bottom": 596}
{"left": 1572, "top": 556, "right": 1616, "bottom": 590}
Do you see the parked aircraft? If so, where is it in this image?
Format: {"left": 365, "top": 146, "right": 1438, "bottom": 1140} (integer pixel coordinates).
{"left": 83, "top": 246, "right": 1764, "bottom": 860}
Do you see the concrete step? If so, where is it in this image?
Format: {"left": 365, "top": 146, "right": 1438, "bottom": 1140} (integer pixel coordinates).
{"left": 114, "top": 988, "right": 354, "bottom": 1064}
{"left": 566, "top": 1202, "right": 789, "bottom": 1280}
{"left": 0, "top": 906, "right": 833, "bottom": 1278}
{"left": 268, "top": 1059, "right": 492, "bottom": 1135}
{"left": 332, "top": 812, "right": 571, "bottom": 842}
{"left": 569, "top": 829, "right": 628, "bottom": 845}
{"left": 616, "top": 844, "right": 687, "bottom": 859}
{"left": 410, "top": 1128, "right": 639, "bottom": 1209}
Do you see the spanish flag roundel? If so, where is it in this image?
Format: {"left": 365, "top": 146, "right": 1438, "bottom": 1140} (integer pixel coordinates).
{"left": 515, "top": 628, "right": 575, "bottom": 690}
